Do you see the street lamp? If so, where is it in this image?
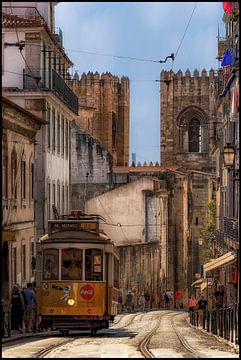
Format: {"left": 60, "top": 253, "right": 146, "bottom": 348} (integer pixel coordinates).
{"left": 222, "top": 143, "right": 235, "bottom": 168}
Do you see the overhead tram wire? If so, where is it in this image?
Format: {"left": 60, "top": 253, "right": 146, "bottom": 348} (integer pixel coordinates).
{"left": 22, "top": 40, "right": 174, "bottom": 66}
{"left": 171, "top": 2, "right": 198, "bottom": 71}
{"left": 9, "top": 3, "right": 42, "bottom": 86}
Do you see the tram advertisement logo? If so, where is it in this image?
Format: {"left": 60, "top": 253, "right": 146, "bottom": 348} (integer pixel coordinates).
{"left": 80, "top": 285, "right": 94, "bottom": 300}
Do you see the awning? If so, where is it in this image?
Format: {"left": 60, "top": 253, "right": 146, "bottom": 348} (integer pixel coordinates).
{"left": 191, "top": 278, "right": 213, "bottom": 291}
{"left": 201, "top": 280, "right": 213, "bottom": 291}
{"left": 204, "top": 251, "right": 237, "bottom": 273}
{"left": 191, "top": 278, "right": 203, "bottom": 287}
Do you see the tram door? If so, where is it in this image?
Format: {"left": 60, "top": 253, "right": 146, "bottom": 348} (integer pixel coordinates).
{"left": 105, "top": 253, "right": 109, "bottom": 313}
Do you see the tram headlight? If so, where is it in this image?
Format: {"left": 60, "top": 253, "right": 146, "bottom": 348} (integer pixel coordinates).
{"left": 67, "top": 298, "right": 75, "bottom": 306}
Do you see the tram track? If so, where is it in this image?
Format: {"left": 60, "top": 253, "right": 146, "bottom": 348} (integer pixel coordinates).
{"left": 139, "top": 311, "right": 201, "bottom": 358}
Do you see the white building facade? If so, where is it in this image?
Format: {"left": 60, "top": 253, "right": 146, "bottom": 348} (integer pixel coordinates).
{"left": 2, "top": 2, "right": 78, "bottom": 246}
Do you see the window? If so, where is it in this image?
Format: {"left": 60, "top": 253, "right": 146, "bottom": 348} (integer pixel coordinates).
{"left": 188, "top": 118, "right": 200, "bottom": 152}
{"left": 13, "top": 247, "right": 17, "bottom": 285}
{"left": 22, "top": 244, "right": 26, "bottom": 281}
{"left": 31, "top": 241, "right": 35, "bottom": 276}
{"left": 57, "top": 113, "right": 60, "bottom": 154}
{"left": 3, "top": 156, "right": 8, "bottom": 199}
{"left": 52, "top": 183, "right": 56, "bottom": 217}
{"left": 30, "top": 162, "right": 34, "bottom": 200}
{"left": 61, "top": 116, "right": 64, "bottom": 156}
{"left": 62, "top": 185, "right": 64, "bottom": 215}
{"left": 85, "top": 249, "right": 103, "bottom": 281}
{"left": 65, "top": 185, "right": 68, "bottom": 214}
{"left": 21, "top": 158, "right": 26, "bottom": 200}
{"left": 47, "top": 182, "right": 51, "bottom": 219}
{"left": 43, "top": 249, "right": 59, "bottom": 280}
{"left": 57, "top": 182, "right": 60, "bottom": 214}
{"left": 52, "top": 108, "right": 56, "bottom": 153}
{"left": 47, "top": 106, "right": 51, "bottom": 150}
{"left": 11, "top": 149, "right": 17, "bottom": 200}
{"left": 65, "top": 119, "right": 68, "bottom": 158}
{"left": 43, "top": 44, "right": 46, "bottom": 86}
{"left": 61, "top": 248, "right": 82, "bottom": 280}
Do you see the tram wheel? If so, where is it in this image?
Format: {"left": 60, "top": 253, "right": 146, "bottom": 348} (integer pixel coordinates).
{"left": 90, "top": 328, "right": 97, "bottom": 336}
{"left": 60, "top": 329, "right": 69, "bottom": 335}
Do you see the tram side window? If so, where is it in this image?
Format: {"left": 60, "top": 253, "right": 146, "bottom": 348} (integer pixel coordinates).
{"left": 85, "top": 249, "right": 103, "bottom": 281}
{"left": 114, "top": 256, "right": 119, "bottom": 288}
{"left": 43, "top": 249, "right": 59, "bottom": 280}
{"left": 61, "top": 248, "right": 82, "bottom": 280}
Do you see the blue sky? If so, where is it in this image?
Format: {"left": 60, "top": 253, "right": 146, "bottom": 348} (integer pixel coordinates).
{"left": 55, "top": 2, "right": 225, "bottom": 164}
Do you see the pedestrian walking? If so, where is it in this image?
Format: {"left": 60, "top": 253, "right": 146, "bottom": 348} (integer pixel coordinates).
{"left": 139, "top": 294, "right": 145, "bottom": 312}
{"left": 164, "top": 290, "right": 170, "bottom": 309}
{"left": 126, "top": 291, "right": 133, "bottom": 312}
{"left": 197, "top": 294, "right": 207, "bottom": 327}
{"left": 186, "top": 295, "right": 197, "bottom": 316}
{"left": 22, "top": 282, "right": 37, "bottom": 332}
{"left": 175, "top": 289, "right": 183, "bottom": 309}
{"left": 150, "top": 291, "right": 155, "bottom": 309}
{"left": 118, "top": 294, "right": 123, "bottom": 313}
{"left": 144, "top": 290, "right": 150, "bottom": 309}
{"left": 10, "top": 285, "right": 25, "bottom": 333}
{"left": 165, "top": 289, "right": 173, "bottom": 308}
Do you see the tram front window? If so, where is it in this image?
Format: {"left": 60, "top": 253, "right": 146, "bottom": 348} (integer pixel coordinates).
{"left": 61, "top": 248, "right": 82, "bottom": 280}
{"left": 85, "top": 249, "right": 103, "bottom": 281}
{"left": 43, "top": 249, "right": 59, "bottom": 280}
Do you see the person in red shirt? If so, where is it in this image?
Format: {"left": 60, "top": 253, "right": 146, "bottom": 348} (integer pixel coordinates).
{"left": 175, "top": 289, "right": 182, "bottom": 309}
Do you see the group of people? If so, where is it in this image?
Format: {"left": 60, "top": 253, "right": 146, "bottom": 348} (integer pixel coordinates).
{"left": 186, "top": 285, "right": 227, "bottom": 326}
{"left": 10, "top": 282, "right": 37, "bottom": 333}
{"left": 117, "top": 290, "right": 156, "bottom": 313}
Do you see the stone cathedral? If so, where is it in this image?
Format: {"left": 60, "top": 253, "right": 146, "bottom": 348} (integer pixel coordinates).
{"left": 160, "top": 68, "right": 220, "bottom": 293}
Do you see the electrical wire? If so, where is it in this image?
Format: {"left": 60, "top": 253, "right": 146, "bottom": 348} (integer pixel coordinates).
{"left": 9, "top": 2, "right": 42, "bottom": 86}
{"left": 171, "top": 2, "right": 198, "bottom": 70}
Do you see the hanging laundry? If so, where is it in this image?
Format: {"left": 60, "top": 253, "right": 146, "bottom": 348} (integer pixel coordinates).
{"left": 221, "top": 49, "right": 233, "bottom": 67}
{"left": 223, "top": 2, "right": 233, "bottom": 14}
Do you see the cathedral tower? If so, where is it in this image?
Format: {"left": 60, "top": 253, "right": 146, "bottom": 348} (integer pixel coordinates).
{"left": 160, "top": 68, "right": 221, "bottom": 171}
{"left": 73, "top": 71, "right": 130, "bottom": 166}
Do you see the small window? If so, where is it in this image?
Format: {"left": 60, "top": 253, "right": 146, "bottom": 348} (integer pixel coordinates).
{"left": 22, "top": 244, "right": 26, "bottom": 281}
{"left": 61, "top": 248, "right": 82, "bottom": 280}
{"left": 85, "top": 249, "right": 103, "bottom": 281}
{"left": 43, "top": 249, "right": 59, "bottom": 280}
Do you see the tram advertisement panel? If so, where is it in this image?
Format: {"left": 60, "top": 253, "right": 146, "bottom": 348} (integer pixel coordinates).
{"left": 38, "top": 282, "right": 106, "bottom": 316}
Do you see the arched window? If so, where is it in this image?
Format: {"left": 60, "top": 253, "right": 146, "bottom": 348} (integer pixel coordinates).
{"left": 188, "top": 118, "right": 201, "bottom": 152}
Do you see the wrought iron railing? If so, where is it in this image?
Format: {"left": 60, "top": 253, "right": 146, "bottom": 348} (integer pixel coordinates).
{"left": 23, "top": 69, "right": 78, "bottom": 114}
{"left": 190, "top": 303, "right": 239, "bottom": 345}
{"left": 52, "top": 69, "right": 78, "bottom": 114}
{"left": 223, "top": 217, "right": 239, "bottom": 242}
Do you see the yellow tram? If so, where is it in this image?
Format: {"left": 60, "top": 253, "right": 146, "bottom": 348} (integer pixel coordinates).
{"left": 36, "top": 212, "right": 120, "bottom": 335}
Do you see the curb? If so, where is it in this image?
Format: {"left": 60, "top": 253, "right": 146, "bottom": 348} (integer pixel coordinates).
{"left": 2, "top": 330, "right": 59, "bottom": 345}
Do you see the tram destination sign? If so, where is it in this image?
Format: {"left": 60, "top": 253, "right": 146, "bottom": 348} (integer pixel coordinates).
{"left": 49, "top": 220, "right": 98, "bottom": 233}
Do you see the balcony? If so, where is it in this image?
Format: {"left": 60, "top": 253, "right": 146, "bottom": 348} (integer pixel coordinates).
{"left": 52, "top": 70, "right": 78, "bottom": 114}
{"left": 223, "top": 217, "right": 239, "bottom": 242}
{"left": 23, "top": 69, "right": 78, "bottom": 115}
